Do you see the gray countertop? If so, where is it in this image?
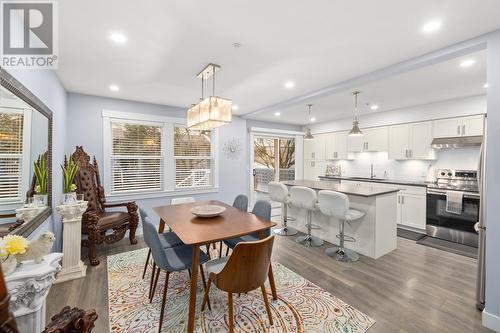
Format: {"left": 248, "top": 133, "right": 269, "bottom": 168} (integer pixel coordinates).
{"left": 319, "top": 175, "right": 431, "bottom": 187}
{"left": 282, "top": 180, "right": 400, "bottom": 197}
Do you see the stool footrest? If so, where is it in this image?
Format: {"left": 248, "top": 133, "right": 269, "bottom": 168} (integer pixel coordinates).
{"left": 336, "top": 234, "right": 356, "bottom": 243}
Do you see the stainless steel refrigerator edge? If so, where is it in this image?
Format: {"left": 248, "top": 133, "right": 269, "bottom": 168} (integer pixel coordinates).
{"left": 476, "top": 116, "right": 487, "bottom": 311}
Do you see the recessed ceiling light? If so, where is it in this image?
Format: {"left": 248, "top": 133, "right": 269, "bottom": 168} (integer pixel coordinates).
{"left": 232, "top": 104, "right": 239, "bottom": 110}
{"left": 110, "top": 32, "right": 127, "bottom": 44}
{"left": 274, "top": 112, "right": 281, "bottom": 116}
{"left": 109, "top": 84, "right": 120, "bottom": 92}
{"left": 370, "top": 105, "right": 379, "bottom": 110}
{"left": 460, "top": 59, "right": 475, "bottom": 68}
{"left": 483, "top": 83, "right": 489, "bottom": 88}
{"left": 422, "top": 19, "right": 442, "bottom": 34}
{"left": 284, "top": 81, "right": 295, "bottom": 89}
{"left": 310, "top": 117, "right": 316, "bottom": 122}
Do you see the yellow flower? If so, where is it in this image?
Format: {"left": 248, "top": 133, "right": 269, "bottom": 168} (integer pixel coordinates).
{"left": 2, "top": 235, "right": 28, "bottom": 255}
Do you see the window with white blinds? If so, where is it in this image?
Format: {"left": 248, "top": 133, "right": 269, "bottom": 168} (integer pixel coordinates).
{"left": 110, "top": 122, "right": 163, "bottom": 193}
{"left": 174, "top": 126, "right": 213, "bottom": 189}
{"left": 0, "top": 112, "right": 24, "bottom": 202}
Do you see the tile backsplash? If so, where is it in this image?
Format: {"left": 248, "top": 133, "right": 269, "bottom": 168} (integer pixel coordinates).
{"left": 329, "top": 147, "right": 480, "bottom": 182}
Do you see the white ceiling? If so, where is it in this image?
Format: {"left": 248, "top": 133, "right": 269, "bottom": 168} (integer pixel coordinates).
{"left": 249, "top": 50, "right": 487, "bottom": 124}
{"left": 57, "top": 1, "right": 499, "bottom": 121}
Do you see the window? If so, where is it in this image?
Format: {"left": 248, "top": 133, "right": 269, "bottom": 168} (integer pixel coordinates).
{"left": 0, "top": 110, "right": 24, "bottom": 202}
{"left": 110, "top": 121, "right": 163, "bottom": 193}
{"left": 174, "top": 126, "right": 212, "bottom": 189}
{"left": 103, "top": 110, "right": 217, "bottom": 198}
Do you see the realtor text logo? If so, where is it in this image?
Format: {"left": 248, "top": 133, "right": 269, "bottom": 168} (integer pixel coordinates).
{"left": 1, "top": 1, "right": 58, "bottom": 69}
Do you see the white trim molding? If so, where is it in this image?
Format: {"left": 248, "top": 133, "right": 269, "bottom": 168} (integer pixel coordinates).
{"left": 483, "top": 310, "right": 500, "bottom": 332}
{"left": 106, "top": 187, "right": 219, "bottom": 203}
{"left": 249, "top": 127, "right": 304, "bottom": 137}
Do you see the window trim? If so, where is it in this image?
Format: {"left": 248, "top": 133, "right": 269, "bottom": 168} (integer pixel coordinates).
{"left": 102, "top": 109, "right": 219, "bottom": 200}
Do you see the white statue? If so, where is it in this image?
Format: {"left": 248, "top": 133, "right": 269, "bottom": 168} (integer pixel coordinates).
{"left": 16, "top": 232, "right": 55, "bottom": 264}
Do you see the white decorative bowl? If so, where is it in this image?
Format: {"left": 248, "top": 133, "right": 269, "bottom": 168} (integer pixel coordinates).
{"left": 190, "top": 205, "right": 226, "bottom": 218}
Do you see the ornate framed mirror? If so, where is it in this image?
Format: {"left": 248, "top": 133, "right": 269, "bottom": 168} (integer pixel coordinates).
{"left": 0, "top": 68, "right": 53, "bottom": 237}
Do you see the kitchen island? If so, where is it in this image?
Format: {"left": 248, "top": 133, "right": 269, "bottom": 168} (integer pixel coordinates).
{"left": 282, "top": 180, "right": 399, "bottom": 259}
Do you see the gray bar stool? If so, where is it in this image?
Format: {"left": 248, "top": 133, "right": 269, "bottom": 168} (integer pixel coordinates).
{"left": 268, "top": 181, "right": 298, "bottom": 236}
{"left": 317, "top": 190, "right": 365, "bottom": 262}
{"left": 289, "top": 186, "right": 323, "bottom": 247}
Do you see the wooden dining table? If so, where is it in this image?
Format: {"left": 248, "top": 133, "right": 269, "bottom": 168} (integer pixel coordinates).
{"left": 153, "top": 200, "right": 278, "bottom": 333}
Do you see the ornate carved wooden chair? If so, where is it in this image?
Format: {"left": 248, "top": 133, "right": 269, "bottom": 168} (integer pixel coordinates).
{"left": 71, "top": 146, "right": 139, "bottom": 266}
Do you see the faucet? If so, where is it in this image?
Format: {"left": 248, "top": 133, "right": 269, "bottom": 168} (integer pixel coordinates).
{"left": 370, "top": 163, "right": 376, "bottom": 179}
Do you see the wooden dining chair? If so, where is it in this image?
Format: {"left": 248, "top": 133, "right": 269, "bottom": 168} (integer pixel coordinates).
{"left": 202, "top": 235, "right": 275, "bottom": 333}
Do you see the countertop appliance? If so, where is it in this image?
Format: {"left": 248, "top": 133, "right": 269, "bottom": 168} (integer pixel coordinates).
{"left": 426, "top": 169, "right": 480, "bottom": 248}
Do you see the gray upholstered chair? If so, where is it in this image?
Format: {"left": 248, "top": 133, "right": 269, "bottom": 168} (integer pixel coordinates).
{"left": 139, "top": 208, "right": 183, "bottom": 298}
{"left": 223, "top": 200, "right": 272, "bottom": 256}
{"left": 143, "top": 216, "right": 210, "bottom": 332}
{"left": 217, "top": 194, "right": 249, "bottom": 257}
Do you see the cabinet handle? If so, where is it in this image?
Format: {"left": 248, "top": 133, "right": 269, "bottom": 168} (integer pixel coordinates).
{"left": 312, "top": 152, "right": 315, "bottom": 159}
{"left": 410, "top": 149, "right": 412, "bottom": 158}
{"left": 401, "top": 196, "right": 404, "bottom": 204}
{"left": 457, "top": 125, "right": 461, "bottom": 135}
{"left": 366, "top": 142, "right": 369, "bottom": 151}
{"left": 335, "top": 152, "right": 337, "bottom": 158}
{"left": 398, "top": 196, "right": 400, "bottom": 204}
{"left": 405, "top": 149, "right": 408, "bottom": 158}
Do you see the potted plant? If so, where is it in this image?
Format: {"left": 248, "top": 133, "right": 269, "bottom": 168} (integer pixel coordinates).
{"left": 0, "top": 235, "right": 28, "bottom": 275}
{"left": 61, "top": 155, "right": 79, "bottom": 204}
{"left": 33, "top": 152, "right": 48, "bottom": 206}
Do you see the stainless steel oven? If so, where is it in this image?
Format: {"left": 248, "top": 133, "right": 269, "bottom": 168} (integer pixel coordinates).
{"left": 426, "top": 189, "right": 480, "bottom": 247}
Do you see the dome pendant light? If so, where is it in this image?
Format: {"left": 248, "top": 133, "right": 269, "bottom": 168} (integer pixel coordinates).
{"left": 304, "top": 104, "right": 314, "bottom": 140}
{"left": 348, "top": 91, "right": 363, "bottom": 137}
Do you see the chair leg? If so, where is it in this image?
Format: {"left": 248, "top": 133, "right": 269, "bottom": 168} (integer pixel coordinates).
{"left": 199, "top": 264, "right": 211, "bottom": 310}
{"left": 261, "top": 285, "right": 273, "bottom": 325}
{"left": 88, "top": 232, "right": 99, "bottom": 266}
{"left": 142, "top": 249, "right": 151, "bottom": 279}
{"left": 150, "top": 267, "right": 160, "bottom": 303}
{"left": 225, "top": 246, "right": 230, "bottom": 257}
{"left": 201, "top": 278, "right": 212, "bottom": 311}
{"left": 149, "top": 262, "right": 156, "bottom": 299}
{"left": 188, "top": 269, "right": 191, "bottom": 279}
{"left": 205, "top": 245, "right": 211, "bottom": 259}
{"left": 158, "top": 271, "right": 170, "bottom": 333}
{"left": 219, "top": 242, "right": 223, "bottom": 258}
{"left": 228, "top": 292, "right": 234, "bottom": 333}
{"left": 212, "top": 242, "right": 217, "bottom": 250}
{"left": 129, "top": 214, "right": 138, "bottom": 245}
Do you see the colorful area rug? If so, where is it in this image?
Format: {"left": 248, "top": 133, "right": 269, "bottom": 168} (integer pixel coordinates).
{"left": 108, "top": 248, "right": 375, "bottom": 332}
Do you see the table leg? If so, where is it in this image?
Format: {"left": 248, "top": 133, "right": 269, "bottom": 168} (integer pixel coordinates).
{"left": 259, "top": 230, "right": 278, "bottom": 300}
{"left": 158, "top": 218, "right": 165, "bottom": 233}
{"left": 187, "top": 245, "right": 200, "bottom": 333}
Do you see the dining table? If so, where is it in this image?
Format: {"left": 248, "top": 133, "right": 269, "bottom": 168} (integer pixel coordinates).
{"left": 153, "top": 199, "right": 278, "bottom": 333}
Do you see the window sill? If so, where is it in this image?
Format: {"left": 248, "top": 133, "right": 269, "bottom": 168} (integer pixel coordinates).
{"left": 106, "top": 187, "right": 219, "bottom": 203}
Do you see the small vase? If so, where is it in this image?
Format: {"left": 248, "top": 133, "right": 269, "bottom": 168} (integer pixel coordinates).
{"left": 63, "top": 192, "right": 77, "bottom": 205}
{"left": 33, "top": 194, "right": 47, "bottom": 207}
{"left": 1, "top": 256, "right": 17, "bottom": 276}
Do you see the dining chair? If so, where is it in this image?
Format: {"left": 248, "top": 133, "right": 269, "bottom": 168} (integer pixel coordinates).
{"left": 202, "top": 235, "right": 275, "bottom": 333}
{"left": 218, "top": 194, "right": 249, "bottom": 257}
{"left": 143, "top": 216, "right": 211, "bottom": 332}
{"left": 222, "top": 200, "right": 271, "bottom": 257}
{"left": 139, "top": 208, "right": 183, "bottom": 298}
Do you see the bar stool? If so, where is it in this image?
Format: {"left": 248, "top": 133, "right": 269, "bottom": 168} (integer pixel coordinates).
{"left": 269, "top": 181, "right": 298, "bottom": 236}
{"left": 289, "top": 186, "right": 323, "bottom": 247}
{"left": 317, "top": 190, "right": 365, "bottom": 262}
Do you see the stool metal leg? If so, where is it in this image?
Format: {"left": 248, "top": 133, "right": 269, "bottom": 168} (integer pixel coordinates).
{"left": 296, "top": 210, "right": 323, "bottom": 247}
{"left": 274, "top": 203, "right": 298, "bottom": 236}
{"left": 325, "top": 219, "right": 359, "bottom": 262}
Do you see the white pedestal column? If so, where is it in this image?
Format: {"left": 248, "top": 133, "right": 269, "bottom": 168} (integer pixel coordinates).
{"left": 6, "top": 252, "right": 63, "bottom": 333}
{"left": 54, "top": 201, "right": 88, "bottom": 284}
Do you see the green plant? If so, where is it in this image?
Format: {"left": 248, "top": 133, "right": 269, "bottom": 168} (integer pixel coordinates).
{"left": 33, "top": 153, "right": 48, "bottom": 195}
{"left": 61, "top": 155, "right": 79, "bottom": 193}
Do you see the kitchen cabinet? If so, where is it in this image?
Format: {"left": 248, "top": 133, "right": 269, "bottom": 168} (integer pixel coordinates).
{"left": 389, "top": 122, "right": 434, "bottom": 160}
{"left": 313, "top": 134, "right": 326, "bottom": 160}
{"left": 325, "top": 131, "right": 348, "bottom": 159}
{"left": 348, "top": 127, "right": 388, "bottom": 152}
{"left": 398, "top": 191, "right": 426, "bottom": 230}
{"left": 433, "top": 115, "right": 484, "bottom": 138}
{"left": 304, "top": 140, "right": 315, "bottom": 160}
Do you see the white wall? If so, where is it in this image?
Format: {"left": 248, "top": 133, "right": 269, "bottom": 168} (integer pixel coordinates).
{"left": 66, "top": 93, "right": 300, "bottom": 221}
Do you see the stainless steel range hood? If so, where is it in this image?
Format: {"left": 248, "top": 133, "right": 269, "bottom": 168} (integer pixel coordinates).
{"left": 431, "top": 135, "right": 483, "bottom": 149}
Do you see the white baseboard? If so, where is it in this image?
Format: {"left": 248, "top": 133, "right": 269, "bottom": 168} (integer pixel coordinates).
{"left": 483, "top": 310, "right": 500, "bottom": 332}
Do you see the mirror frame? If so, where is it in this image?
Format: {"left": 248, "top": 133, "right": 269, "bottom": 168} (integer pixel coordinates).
{"left": 0, "top": 68, "right": 53, "bottom": 237}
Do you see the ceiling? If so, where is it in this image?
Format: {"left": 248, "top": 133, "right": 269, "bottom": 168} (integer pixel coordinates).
{"left": 57, "top": 1, "right": 499, "bottom": 122}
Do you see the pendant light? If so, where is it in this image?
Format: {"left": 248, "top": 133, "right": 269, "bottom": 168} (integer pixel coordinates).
{"left": 304, "top": 104, "right": 314, "bottom": 140}
{"left": 348, "top": 91, "right": 363, "bottom": 137}
{"left": 187, "top": 63, "right": 232, "bottom": 131}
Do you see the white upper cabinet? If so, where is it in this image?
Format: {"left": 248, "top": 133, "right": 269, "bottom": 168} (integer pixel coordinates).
{"left": 433, "top": 115, "right": 484, "bottom": 138}
{"left": 325, "top": 131, "right": 348, "bottom": 159}
{"left": 347, "top": 134, "right": 364, "bottom": 152}
{"left": 389, "top": 121, "right": 434, "bottom": 160}
{"left": 313, "top": 134, "right": 326, "bottom": 160}
{"left": 364, "top": 127, "right": 388, "bottom": 152}
{"left": 304, "top": 139, "right": 315, "bottom": 159}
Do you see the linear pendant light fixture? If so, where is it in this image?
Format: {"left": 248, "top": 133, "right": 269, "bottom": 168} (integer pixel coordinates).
{"left": 187, "top": 63, "right": 232, "bottom": 131}
{"left": 304, "top": 104, "right": 314, "bottom": 140}
{"left": 348, "top": 91, "right": 363, "bottom": 137}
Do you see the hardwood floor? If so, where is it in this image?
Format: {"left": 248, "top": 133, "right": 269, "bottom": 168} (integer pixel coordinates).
{"left": 46, "top": 231, "right": 491, "bottom": 333}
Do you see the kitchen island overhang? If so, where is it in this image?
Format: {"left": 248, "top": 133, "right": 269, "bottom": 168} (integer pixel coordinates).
{"left": 282, "top": 180, "right": 399, "bottom": 259}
